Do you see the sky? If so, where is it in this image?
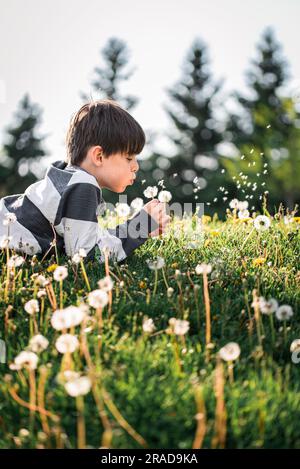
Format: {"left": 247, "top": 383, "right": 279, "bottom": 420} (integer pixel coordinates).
{"left": 0, "top": 0, "right": 299, "bottom": 168}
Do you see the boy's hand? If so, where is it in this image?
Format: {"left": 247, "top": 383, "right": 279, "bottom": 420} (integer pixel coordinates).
{"left": 143, "top": 199, "right": 171, "bottom": 237}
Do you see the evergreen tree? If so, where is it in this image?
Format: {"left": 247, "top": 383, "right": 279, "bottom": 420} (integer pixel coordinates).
{"left": 161, "top": 39, "right": 234, "bottom": 212}
{"left": 272, "top": 97, "right": 300, "bottom": 208}
{"left": 224, "top": 28, "right": 296, "bottom": 209}
{"left": 81, "top": 37, "right": 138, "bottom": 111}
{"left": 0, "top": 94, "right": 47, "bottom": 197}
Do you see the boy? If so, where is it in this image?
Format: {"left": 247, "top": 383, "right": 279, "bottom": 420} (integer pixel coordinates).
{"left": 0, "top": 99, "right": 170, "bottom": 263}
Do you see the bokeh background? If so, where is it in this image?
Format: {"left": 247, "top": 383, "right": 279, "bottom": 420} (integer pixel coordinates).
{"left": 0, "top": 0, "right": 299, "bottom": 216}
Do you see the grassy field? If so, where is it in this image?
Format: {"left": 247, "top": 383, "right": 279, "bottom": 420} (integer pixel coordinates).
{"left": 0, "top": 207, "right": 300, "bottom": 449}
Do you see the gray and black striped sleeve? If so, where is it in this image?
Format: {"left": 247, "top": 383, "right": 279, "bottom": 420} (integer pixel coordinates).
{"left": 54, "top": 182, "right": 158, "bottom": 262}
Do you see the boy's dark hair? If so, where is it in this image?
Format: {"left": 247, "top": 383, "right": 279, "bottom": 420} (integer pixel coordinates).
{"left": 66, "top": 99, "right": 146, "bottom": 165}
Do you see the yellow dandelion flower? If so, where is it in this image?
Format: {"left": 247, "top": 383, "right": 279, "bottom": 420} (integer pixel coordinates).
{"left": 210, "top": 230, "right": 220, "bottom": 237}
{"left": 139, "top": 281, "right": 147, "bottom": 289}
{"left": 171, "top": 262, "right": 178, "bottom": 269}
{"left": 47, "top": 264, "right": 58, "bottom": 273}
{"left": 204, "top": 239, "right": 211, "bottom": 247}
{"left": 201, "top": 215, "right": 211, "bottom": 224}
{"left": 252, "top": 258, "right": 266, "bottom": 267}
{"left": 292, "top": 217, "right": 300, "bottom": 223}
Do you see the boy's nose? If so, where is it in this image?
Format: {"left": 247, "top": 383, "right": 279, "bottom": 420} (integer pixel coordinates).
{"left": 133, "top": 160, "right": 139, "bottom": 172}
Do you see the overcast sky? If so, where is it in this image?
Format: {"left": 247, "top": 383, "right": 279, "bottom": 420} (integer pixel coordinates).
{"left": 0, "top": 0, "right": 299, "bottom": 166}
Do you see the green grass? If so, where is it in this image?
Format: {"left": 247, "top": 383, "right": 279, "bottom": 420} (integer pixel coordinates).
{"left": 0, "top": 212, "right": 300, "bottom": 449}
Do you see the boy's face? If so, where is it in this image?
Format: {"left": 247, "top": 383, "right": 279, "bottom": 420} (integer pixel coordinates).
{"left": 94, "top": 151, "right": 140, "bottom": 193}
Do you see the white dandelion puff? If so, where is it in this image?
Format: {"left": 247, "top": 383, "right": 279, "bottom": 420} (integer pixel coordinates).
{"left": 146, "top": 256, "right": 165, "bottom": 270}
{"left": 55, "top": 334, "right": 79, "bottom": 354}
{"left": 254, "top": 215, "right": 271, "bottom": 231}
{"left": 53, "top": 266, "right": 68, "bottom": 282}
{"left": 24, "top": 299, "right": 39, "bottom": 315}
{"left": 238, "top": 209, "right": 250, "bottom": 219}
{"left": 3, "top": 212, "right": 17, "bottom": 226}
{"left": 65, "top": 376, "right": 92, "bottom": 397}
{"left": 276, "top": 305, "right": 294, "bottom": 321}
{"left": 158, "top": 190, "right": 172, "bottom": 203}
{"left": 97, "top": 276, "right": 114, "bottom": 292}
{"left": 130, "top": 198, "right": 144, "bottom": 211}
{"left": 142, "top": 318, "right": 156, "bottom": 334}
{"left": 258, "top": 297, "right": 278, "bottom": 315}
{"left": 229, "top": 199, "right": 239, "bottom": 209}
{"left": 219, "top": 342, "right": 241, "bottom": 362}
{"left": 29, "top": 334, "right": 49, "bottom": 353}
{"left": 88, "top": 289, "right": 109, "bottom": 308}
{"left": 51, "top": 306, "right": 85, "bottom": 330}
{"left": 237, "top": 201, "right": 249, "bottom": 211}
{"left": 290, "top": 339, "right": 300, "bottom": 353}
{"left": 195, "top": 263, "right": 212, "bottom": 275}
{"left": 13, "top": 351, "right": 39, "bottom": 370}
{"left": 143, "top": 186, "right": 158, "bottom": 199}
{"left": 115, "top": 203, "right": 131, "bottom": 217}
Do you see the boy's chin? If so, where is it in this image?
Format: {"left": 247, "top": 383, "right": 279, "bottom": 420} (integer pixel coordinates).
{"left": 112, "top": 185, "right": 128, "bottom": 193}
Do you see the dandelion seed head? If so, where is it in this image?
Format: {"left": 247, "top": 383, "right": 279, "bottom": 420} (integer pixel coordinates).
{"left": 290, "top": 339, "right": 300, "bottom": 353}
{"left": 88, "top": 289, "right": 109, "bottom": 309}
{"left": 55, "top": 334, "right": 79, "bottom": 354}
{"left": 13, "top": 351, "right": 39, "bottom": 370}
{"left": 115, "top": 203, "right": 131, "bottom": 217}
{"left": 276, "top": 305, "right": 294, "bottom": 321}
{"left": 146, "top": 256, "right": 165, "bottom": 270}
{"left": 254, "top": 215, "right": 271, "bottom": 232}
{"left": 51, "top": 306, "right": 85, "bottom": 330}
{"left": 3, "top": 212, "right": 17, "bottom": 226}
{"left": 258, "top": 297, "right": 278, "bottom": 315}
{"left": 65, "top": 376, "right": 92, "bottom": 397}
{"left": 143, "top": 186, "right": 158, "bottom": 199}
{"left": 24, "top": 299, "right": 39, "bottom": 315}
{"left": 53, "top": 266, "right": 68, "bottom": 282}
{"left": 29, "top": 334, "right": 49, "bottom": 353}
{"left": 130, "top": 197, "right": 144, "bottom": 211}
{"left": 142, "top": 317, "right": 156, "bottom": 334}
{"left": 195, "top": 263, "right": 212, "bottom": 275}
{"left": 97, "top": 276, "right": 114, "bottom": 292}
{"left": 158, "top": 190, "right": 172, "bottom": 203}
{"left": 219, "top": 342, "right": 241, "bottom": 361}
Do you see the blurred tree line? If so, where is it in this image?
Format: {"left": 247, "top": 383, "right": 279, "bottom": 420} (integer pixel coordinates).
{"left": 1, "top": 29, "right": 299, "bottom": 215}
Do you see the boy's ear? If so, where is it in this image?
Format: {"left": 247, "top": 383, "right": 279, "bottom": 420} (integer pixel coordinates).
{"left": 91, "top": 145, "right": 104, "bottom": 165}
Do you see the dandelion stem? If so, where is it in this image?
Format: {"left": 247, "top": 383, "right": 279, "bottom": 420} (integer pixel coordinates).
{"left": 37, "top": 367, "right": 50, "bottom": 437}
{"left": 80, "top": 259, "right": 91, "bottom": 292}
{"left": 269, "top": 314, "right": 275, "bottom": 346}
{"left": 153, "top": 269, "right": 158, "bottom": 296}
{"left": 161, "top": 267, "right": 169, "bottom": 289}
{"left": 283, "top": 320, "right": 287, "bottom": 346}
{"left": 203, "top": 273, "right": 211, "bottom": 346}
{"left": 228, "top": 362, "right": 234, "bottom": 385}
{"left": 211, "top": 359, "right": 227, "bottom": 449}
{"left": 192, "top": 383, "right": 206, "bottom": 449}
{"left": 76, "top": 395, "right": 86, "bottom": 449}
{"left": 240, "top": 226, "right": 255, "bottom": 251}
{"left": 8, "top": 387, "right": 59, "bottom": 421}
{"left": 172, "top": 335, "right": 182, "bottom": 374}
{"left": 29, "top": 368, "right": 36, "bottom": 431}
{"left": 59, "top": 279, "right": 64, "bottom": 309}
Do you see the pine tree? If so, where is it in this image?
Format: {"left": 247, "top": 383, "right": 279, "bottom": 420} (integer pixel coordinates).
{"left": 224, "top": 28, "right": 295, "bottom": 209}
{"left": 81, "top": 37, "right": 138, "bottom": 110}
{"left": 0, "top": 94, "right": 47, "bottom": 197}
{"left": 160, "top": 39, "right": 233, "bottom": 212}
{"left": 272, "top": 97, "right": 300, "bottom": 209}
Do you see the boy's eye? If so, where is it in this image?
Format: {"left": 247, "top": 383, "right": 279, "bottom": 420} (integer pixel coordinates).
{"left": 127, "top": 158, "right": 133, "bottom": 162}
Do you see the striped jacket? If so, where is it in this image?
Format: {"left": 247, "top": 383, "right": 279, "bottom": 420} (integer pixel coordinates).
{"left": 0, "top": 160, "right": 157, "bottom": 262}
